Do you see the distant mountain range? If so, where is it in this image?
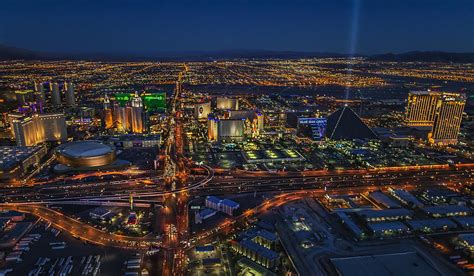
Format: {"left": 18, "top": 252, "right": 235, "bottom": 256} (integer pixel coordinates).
{"left": 368, "top": 51, "right": 474, "bottom": 63}
{"left": 1, "top": 44, "right": 473, "bottom": 62}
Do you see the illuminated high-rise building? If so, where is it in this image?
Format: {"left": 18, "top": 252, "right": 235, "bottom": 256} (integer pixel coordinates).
{"left": 217, "top": 119, "right": 245, "bottom": 142}
{"left": 406, "top": 91, "right": 466, "bottom": 145}
{"left": 405, "top": 91, "right": 441, "bottom": 127}
{"left": 15, "top": 90, "right": 34, "bottom": 106}
{"left": 34, "top": 81, "right": 43, "bottom": 93}
{"left": 130, "top": 92, "right": 144, "bottom": 133}
{"left": 103, "top": 93, "right": 111, "bottom": 109}
{"left": 113, "top": 103, "right": 131, "bottom": 132}
{"left": 256, "top": 112, "right": 264, "bottom": 131}
{"left": 207, "top": 114, "right": 219, "bottom": 141}
{"left": 429, "top": 93, "right": 466, "bottom": 145}
{"left": 11, "top": 116, "right": 38, "bottom": 146}
{"left": 216, "top": 97, "right": 239, "bottom": 110}
{"left": 50, "top": 82, "right": 61, "bottom": 106}
{"left": 11, "top": 113, "right": 67, "bottom": 146}
{"left": 34, "top": 81, "right": 45, "bottom": 104}
{"left": 103, "top": 93, "right": 113, "bottom": 129}
{"left": 64, "top": 82, "right": 76, "bottom": 106}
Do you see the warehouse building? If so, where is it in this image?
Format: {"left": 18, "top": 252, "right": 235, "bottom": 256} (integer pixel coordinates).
{"left": 0, "top": 145, "right": 47, "bottom": 183}
{"left": 452, "top": 216, "right": 474, "bottom": 230}
{"left": 355, "top": 209, "right": 413, "bottom": 222}
{"left": 368, "top": 191, "right": 401, "bottom": 209}
{"left": 388, "top": 188, "right": 424, "bottom": 208}
{"left": 406, "top": 219, "right": 457, "bottom": 233}
{"left": 205, "top": 196, "right": 240, "bottom": 216}
{"left": 367, "top": 222, "right": 409, "bottom": 237}
{"left": 422, "top": 205, "right": 471, "bottom": 218}
{"left": 231, "top": 239, "right": 280, "bottom": 269}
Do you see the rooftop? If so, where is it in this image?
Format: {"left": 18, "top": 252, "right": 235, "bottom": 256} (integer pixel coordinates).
{"left": 220, "top": 199, "right": 240, "bottom": 208}
{"left": 356, "top": 209, "right": 413, "bottom": 220}
{"left": 206, "top": 196, "right": 222, "bottom": 205}
{"left": 245, "top": 228, "right": 278, "bottom": 242}
{"left": 458, "top": 234, "right": 474, "bottom": 246}
{"left": 195, "top": 245, "right": 215, "bottom": 252}
{"left": 56, "top": 140, "right": 115, "bottom": 158}
{"left": 239, "top": 239, "right": 279, "bottom": 260}
{"left": 331, "top": 252, "right": 441, "bottom": 276}
{"left": 198, "top": 208, "right": 217, "bottom": 217}
{"left": 406, "top": 219, "right": 457, "bottom": 231}
{"left": 335, "top": 211, "right": 364, "bottom": 237}
{"left": 422, "top": 205, "right": 471, "bottom": 216}
{"left": 242, "top": 149, "right": 305, "bottom": 163}
{"left": 451, "top": 216, "right": 474, "bottom": 229}
{"left": 0, "top": 146, "right": 44, "bottom": 171}
{"left": 390, "top": 189, "right": 424, "bottom": 208}
{"left": 369, "top": 191, "right": 401, "bottom": 208}
{"left": 367, "top": 221, "right": 409, "bottom": 233}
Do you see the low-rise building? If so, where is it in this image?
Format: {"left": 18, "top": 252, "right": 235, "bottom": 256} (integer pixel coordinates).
{"left": 452, "top": 216, "right": 474, "bottom": 230}
{"left": 368, "top": 191, "right": 401, "bottom": 209}
{"left": 456, "top": 234, "right": 474, "bottom": 253}
{"left": 89, "top": 207, "right": 113, "bottom": 220}
{"left": 231, "top": 239, "right": 280, "bottom": 269}
{"left": 406, "top": 219, "right": 457, "bottom": 233}
{"left": 205, "top": 196, "right": 240, "bottom": 216}
{"left": 219, "top": 199, "right": 240, "bottom": 216}
{"left": 106, "top": 134, "right": 161, "bottom": 148}
{"left": 243, "top": 228, "right": 279, "bottom": 249}
{"left": 0, "top": 146, "right": 47, "bottom": 183}
{"left": 422, "top": 205, "right": 471, "bottom": 218}
{"left": 335, "top": 211, "right": 365, "bottom": 240}
{"left": 195, "top": 208, "right": 217, "bottom": 224}
{"left": 242, "top": 149, "right": 305, "bottom": 164}
{"left": 388, "top": 189, "right": 424, "bottom": 208}
{"left": 420, "top": 188, "right": 460, "bottom": 205}
{"left": 195, "top": 245, "right": 215, "bottom": 254}
{"left": 367, "top": 222, "right": 409, "bottom": 237}
{"left": 356, "top": 209, "right": 413, "bottom": 222}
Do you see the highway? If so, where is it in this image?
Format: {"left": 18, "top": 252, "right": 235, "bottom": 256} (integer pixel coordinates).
{"left": 0, "top": 178, "right": 459, "bottom": 253}
{"left": 0, "top": 204, "right": 161, "bottom": 249}
{"left": 0, "top": 165, "right": 471, "bottom": 276}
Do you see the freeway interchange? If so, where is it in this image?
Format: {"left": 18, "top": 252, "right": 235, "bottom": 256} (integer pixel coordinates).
{"left": 0, "top": 163, "right": 472, "bottom": 274}
{"left": 1, "top": 164, "right": 471, "bottom": 205}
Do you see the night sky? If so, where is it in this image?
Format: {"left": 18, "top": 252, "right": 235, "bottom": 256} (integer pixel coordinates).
{"left": 1, "top": 0, "right": 473, "bottom": 54}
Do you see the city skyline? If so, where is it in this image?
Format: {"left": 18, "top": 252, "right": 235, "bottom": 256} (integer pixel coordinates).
{"left": 0, "top": 1, "right": 473, "bottom": 275}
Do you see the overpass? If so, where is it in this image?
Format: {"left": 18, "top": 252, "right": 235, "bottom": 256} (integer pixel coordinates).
{"left": 0, "top": 203, "right": 162, "bottom": 249}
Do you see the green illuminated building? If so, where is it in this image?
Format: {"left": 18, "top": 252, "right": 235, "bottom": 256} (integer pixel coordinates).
{"left": 142, "top": 92, "right": 166, "bottom": 111}
{"left": 113, "top": 92, "right": 166, "bottom": 111}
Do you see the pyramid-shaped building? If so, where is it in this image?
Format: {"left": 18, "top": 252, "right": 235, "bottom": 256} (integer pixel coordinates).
{"left": 326, "top": 106, "right": 379, "bottom": 140}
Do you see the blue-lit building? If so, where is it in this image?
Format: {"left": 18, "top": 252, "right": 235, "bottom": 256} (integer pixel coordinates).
{"left": 195, "top": 208, "right": 217, "bottom": 224}
{"left": 205, "top": 196, "right": 240, "bottom": 216}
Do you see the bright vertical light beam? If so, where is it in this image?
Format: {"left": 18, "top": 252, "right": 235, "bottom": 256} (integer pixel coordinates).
{"left": 345, "top": 0, "right": 361, "bottom": 100}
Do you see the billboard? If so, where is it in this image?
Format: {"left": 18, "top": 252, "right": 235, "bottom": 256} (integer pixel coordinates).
{"left": 297, "top": 118, "right": 327, "bottom": 140}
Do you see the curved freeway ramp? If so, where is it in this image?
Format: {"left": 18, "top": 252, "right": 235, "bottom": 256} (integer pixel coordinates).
{"left": 0, "top": 203, "right": 161, "bottom": 249}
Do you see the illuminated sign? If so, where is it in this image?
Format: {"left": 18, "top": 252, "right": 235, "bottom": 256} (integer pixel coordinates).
{"left": 142, "top": 93, "right": 166, "bottom": 111}
{"left": 114, "top": 93, "right": 132, "bottom": 107}
{"left": 114, "top": 92, "right": 166, "bottom": 110}
{"left": 297, "top": 118, "right": 327, "bottom": 140}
